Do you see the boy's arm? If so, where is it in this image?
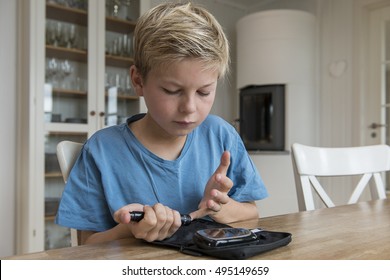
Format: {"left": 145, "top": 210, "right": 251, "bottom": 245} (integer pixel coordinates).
{"left": 79, "top": 224, "right": 134, "bottom": 245}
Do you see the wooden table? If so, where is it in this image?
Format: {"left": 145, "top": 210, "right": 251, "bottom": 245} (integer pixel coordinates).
{"left": 5, "top": 199, "right": 390, "bottom": 260}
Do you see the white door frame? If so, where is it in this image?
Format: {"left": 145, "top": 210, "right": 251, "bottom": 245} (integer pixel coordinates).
{"left": 357, "top": 0, "right": 390, "bottom": 146}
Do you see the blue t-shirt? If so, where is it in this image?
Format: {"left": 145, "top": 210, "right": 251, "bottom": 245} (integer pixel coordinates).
{"left": 55, "top": 114, "right": 268, "bottom": 231}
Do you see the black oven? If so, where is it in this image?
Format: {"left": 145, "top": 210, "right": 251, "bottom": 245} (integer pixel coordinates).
{"left": 239, "top": 84, "right": 285, "bottom": 151}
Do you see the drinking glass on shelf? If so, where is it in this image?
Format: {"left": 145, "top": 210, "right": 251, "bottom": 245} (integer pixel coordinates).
{"left": 122, "top": 34, "right": 128, "bottom": 56}
{"left": 75, "top": 77, "right": 87, "bottom": 92}
{"left": 105, "top": 72, "right": 112, "bottom": 90}
{"left": 115, "top": 73, "right": 122, "bottom": 93}
{"left": 117, "top": 36, "right": 123, "bottom": 56}
{"left": 54, "top": 22, "right": 63, "bottom": 47}
{"left": 126, "top": 35, "right": 133, "bottom": 57}
{"left": 67, "top": 24, "right": 77, "bottom": 49}
{"left": 60, "top": 60, "right": 73, "bottom": 89}
{"left": 62, "top": 25, "right": 70, "bottom": 48}
{"left": 111, "top": 39, "right": 118, "bottom": 56}
{"left": 125, "top": 73, "right": 133, "bottom": 95}
{"left": 46, "top": 58, "right": 58, "bottom": 87}
{"left": 45, "top": 21, "right": 55, "bottom": 45}
{"left": 55, "top": 60, "right": 65, "bottom": 87}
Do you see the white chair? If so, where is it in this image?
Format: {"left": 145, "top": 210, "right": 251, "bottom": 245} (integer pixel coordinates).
{"left": 56, "top": 140, "right": 83, "bottom": 246}
{"left": 291, "top": 143, "right": 389, "bottom": 211}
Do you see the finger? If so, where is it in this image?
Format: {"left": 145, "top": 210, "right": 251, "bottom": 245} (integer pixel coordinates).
{"left": 164, "top": 210, "right": 181, "bottom": 239}
{"left": 214, "top": 151, "right": 231, "bottom": 176}
{"left": 156, "top": 206, "right": 173, "bottom": 237}
{"left": 214, "top": 173, "right": 233, "bottom": 192}
{"left": 171, "top": 210, "right": 182, "bottom": 229}
{"left": 189, "top": 208, "right": 210, "bottom": 220}
{"left": 152, "top": 203, "right": 170, "bottom": 224}
{"left": 207, "top": 199, "right": 222, "bottom": 212}
{"left": 114, "top": 203, "right": 144, "bottom": 223}
{"left": 137, "top": 205, "right": 157, "bottom": 226}
{"left": 131, "top": 205, "right": 164, "bottom": 241}
{"left": 210, "top": 189, "right": 230, "bottom": 205}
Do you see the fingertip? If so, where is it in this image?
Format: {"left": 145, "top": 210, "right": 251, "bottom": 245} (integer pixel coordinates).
{"left": 189, "top": 211, "right": 199, "bottom": 220}
{"left": 221, "top": 151, "right": 231, "bottom": 166}
{"left": 121, "top": 211, "right": 131, "bottom": 224}
{"left": 210, "top": 188, "right": 218, "bottom": 198}
{"left": 190, "top": 208, "right": 207, "bottom": 220}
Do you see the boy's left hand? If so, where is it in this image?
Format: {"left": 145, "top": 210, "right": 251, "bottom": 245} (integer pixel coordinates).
{"left": 190, "top": 151, "right": 233, "bottom": 220}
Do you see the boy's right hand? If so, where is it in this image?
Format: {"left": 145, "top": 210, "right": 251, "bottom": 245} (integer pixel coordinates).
{"left": 113, "top": 203, "right": 182, "bottom": 242}
{"left": 190, "top": 151, "right": 233, "bottom": 221}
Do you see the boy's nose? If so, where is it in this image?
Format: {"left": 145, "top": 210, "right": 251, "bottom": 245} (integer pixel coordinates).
{"left": 179, "top": 95, "right": 196, "bottom": 113}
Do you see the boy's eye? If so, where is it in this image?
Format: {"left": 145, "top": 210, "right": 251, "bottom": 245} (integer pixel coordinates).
{"left": 198, "top": 91, "right": 210, "bottom": 97}
{"left": 162, "top": 88, "right": 180, "bottom": 94}
{"left": 162, "top": 87, "right": 211, "bottom": 96}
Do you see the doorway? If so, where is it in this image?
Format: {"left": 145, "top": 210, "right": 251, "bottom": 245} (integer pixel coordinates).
{"left": 365, "top": 5, "right": 390, "bottom": 192}
{"left": 366, "top": 5, "right": 390, "bottom": 145}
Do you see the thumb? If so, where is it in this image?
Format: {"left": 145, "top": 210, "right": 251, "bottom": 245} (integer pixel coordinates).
{"left": 114, "top": 203, "right": 144, "bottom": 224}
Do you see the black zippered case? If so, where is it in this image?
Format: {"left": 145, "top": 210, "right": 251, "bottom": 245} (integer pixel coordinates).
{"left": 152, "top": 219, "right": 292, "bottom": 259}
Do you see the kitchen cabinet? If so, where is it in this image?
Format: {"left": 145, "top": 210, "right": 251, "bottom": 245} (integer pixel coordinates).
{"left": 19, "top": 0, "right": 143, "bottom": 253}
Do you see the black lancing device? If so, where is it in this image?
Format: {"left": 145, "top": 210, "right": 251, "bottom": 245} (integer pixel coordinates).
{"left": 129, "top": 211, "right": 192, "bottom": 226}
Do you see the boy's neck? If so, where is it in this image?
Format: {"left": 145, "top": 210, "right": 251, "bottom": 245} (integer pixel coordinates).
{"left": 129, "top": 114, "right": 187, "bottom": 161}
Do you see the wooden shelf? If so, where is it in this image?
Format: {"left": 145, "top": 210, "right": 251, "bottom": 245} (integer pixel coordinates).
{"left": 117, "top": 95, "right": 139, "bottom": 101}
{"left": 104, "top": 91, "right": 139, "bottom": 100}
{"left": 106, "top": 16, "right": 137, "bottom": 34}
{"left": 106, "top": 54, "right": 134, "bottom": 68}
{"left": 47, "top": 3, "right": 136, "bottom": 34}
{"left": 47, "top": 131, "right": 87, "bottom": 136}
{"left": 46, "top": 45, "right": 87, "bottom": 63}
{"left": 45, "top": 46, "right": 134, "bottom": 67}
{"left": 45, "top": 172, "right": 62, "bottom": 178}
{"left": 51, "top": 87, "right": 138, "bottom": 101}
{"left": 52, "top": 88, "right": 87, "bottom": 97}
{"left": 45, "top": 215, "right": 56, "bottom": 221}
{"left": 46, "top": 3, "right": 87, "bottom": 26}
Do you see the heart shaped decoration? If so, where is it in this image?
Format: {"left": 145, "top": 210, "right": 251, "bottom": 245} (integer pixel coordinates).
{"left": 329, "top": 60, "right": 347, "bottom": 77}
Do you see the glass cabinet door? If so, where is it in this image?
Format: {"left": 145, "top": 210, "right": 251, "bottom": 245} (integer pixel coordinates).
{"left": 104, "top": 0, "right": 139, "bottom": 126}
{"left": 43, "top": 0, "right": 89, "bottom": 249}
{"left": 45, "top": 0, "right": 89, "bottom": 126}
{"left": 41, "top": 0, "right": 141, "bottom": 250}
{"left": 44, "top": 131, "right": 87, "bottom": 249}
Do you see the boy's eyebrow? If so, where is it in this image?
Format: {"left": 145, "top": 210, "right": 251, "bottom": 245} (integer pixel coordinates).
{"left": 161, "top": 79, "right": 217, "bottom": 88}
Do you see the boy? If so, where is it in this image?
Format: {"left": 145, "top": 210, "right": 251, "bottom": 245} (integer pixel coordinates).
{"left": 56, "top": 2, "right": 268, "bottom": 245}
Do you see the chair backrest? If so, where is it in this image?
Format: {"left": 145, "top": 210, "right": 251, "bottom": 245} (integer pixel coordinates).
{"left": 56, "top": 141, "right": 83, "bottom": 183}
{"left": 291, "top": 143, "right": 390, "bottom": 211}
{"left": 56, "top": 140, "right": 83, "bottom": 246}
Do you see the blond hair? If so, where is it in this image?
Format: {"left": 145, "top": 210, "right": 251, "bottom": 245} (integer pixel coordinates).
{"left": 133, "top": 2, "right": 230, "bottom": 79}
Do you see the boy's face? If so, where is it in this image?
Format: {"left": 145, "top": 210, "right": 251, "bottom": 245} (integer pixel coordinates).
{"left": 133, "top": 58, "right": 218, "bottom": 138}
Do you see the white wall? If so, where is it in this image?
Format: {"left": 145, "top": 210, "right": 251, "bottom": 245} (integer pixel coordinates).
{"left": 252, "top": 154, "right": 298, "bottom": 217}
{"left": 317, "top": 0, "right": 356, "bottom": 148}
{"left": 0, "top": 0, "right": 17, "bottom": 257}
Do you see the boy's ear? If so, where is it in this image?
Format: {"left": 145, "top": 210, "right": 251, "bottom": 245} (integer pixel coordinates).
{"left": 130, "top": 65, "right": 144, "bottom": 96}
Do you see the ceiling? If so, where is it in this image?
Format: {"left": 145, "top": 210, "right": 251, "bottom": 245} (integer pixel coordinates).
{"left": 214, "top": 0, "right": 276, "bottom": 11}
